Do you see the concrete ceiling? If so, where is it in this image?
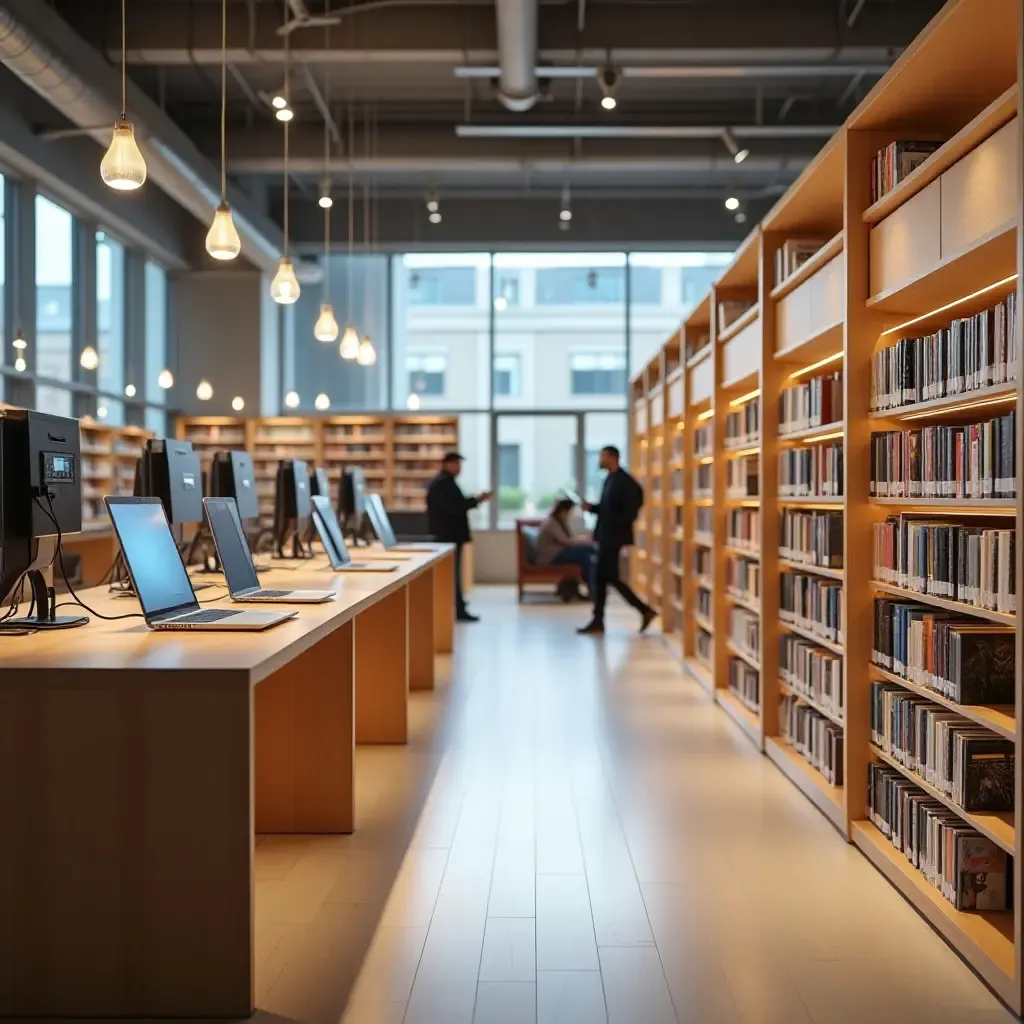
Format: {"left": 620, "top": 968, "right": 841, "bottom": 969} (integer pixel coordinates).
{"left": 36, "top": 0, "right": 945, "bottom": 247}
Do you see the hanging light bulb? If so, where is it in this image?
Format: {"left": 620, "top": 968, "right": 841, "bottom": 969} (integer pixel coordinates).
{"left": 275, "top": 106, "right": 294, "bottom": 123}
{"left": 196, "top": 379, "right": 213, "bottom": 401}
{"left": 357, "top": 335, "right": 377, "bottom": 366}
{"left": 14, "top": 356, "right": 26, "bottom": 373}
{"left": 207, "top": 202, "right": 241, "bottom": 260}
{"left": 157, "top": 368, "right": 174, "bottom": 389}
{"left": 12, "top": 329, "right": 26, "bottom": 351}
{"left": 271, "top": 92, "right": 288, "bottom": 110}
{"left": 284, "top": 389, "right": 300, "bottom": 409}
{"left": 80, "top": 345, "right": 99, "bottom": 371}
{"left": 124, "top": 383, "right": 136, "bottom": 397}
{"left": 97, "top": 405, "right": 109, "bottom": 419}
{"left": 231, "top": 396, "right": 245, "bottom": 411}
{"left": 270, "top": 256, "right": 301, "bottom": 304}
{"left": 339, "top": 322, "right": 360, "bottom": 360}
{"left": 102, "top": 0, "right": 147, "bottom": 191}
{"left": 205, "top": 0, "right": 240, "bottom": 260}
{"left": 407, "top": 392, "right": 421, "bottom": 411}
{"left": 314, "top": 392, "right": 330, "bottom": 411}
{"left": 314, "top": 303, "right": 340, "bottom": 342}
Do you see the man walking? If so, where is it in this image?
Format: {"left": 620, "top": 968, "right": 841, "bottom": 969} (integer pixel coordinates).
{"left": 578, "top": 445, "right": 656, "bottom": 635}
{"left": 426, "top": 452, "right": 492, "bottom": 622}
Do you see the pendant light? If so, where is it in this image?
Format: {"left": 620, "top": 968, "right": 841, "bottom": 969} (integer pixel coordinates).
{"left": 196, "top": 379, "right": 213, "bottom": 401}
{"left": 101, "top": 0, "right": 147, "bottom": 191}
{"left": 314, "top": 392, "right": 330, "bottom": 411}
{"left": 271, "top": 8, "right": 300, "bottom": 304}
{"left": 157, "top": 368, "right": 174, "bottom": 389}
{"left": 80, "top": 345, "right": 99, "bottom": 371}
{"left": 406, "top": 392, "right": 421, "bottom": 410}
{"left": 356, "top": 103, "right": 377, "bottom": 368}
{"left": 313, "top": 41, "right": 339, "bottom": 342}
{"left": 339, "top": 99, "right": 359, "bottom": 358}
{"left": 205, "top": 0, "right": 241, "bottom": 260}
{"left": 284, "top": 389, "right": 300, "bottom": 409}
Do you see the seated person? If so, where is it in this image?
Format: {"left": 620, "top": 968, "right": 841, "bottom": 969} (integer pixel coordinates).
{"left": 536, "top": 498, "right": 597, "bottom": 590}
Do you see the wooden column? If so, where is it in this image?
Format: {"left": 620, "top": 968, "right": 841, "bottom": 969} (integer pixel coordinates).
{"left": 0, "top": 669, "right": 254, "bottom": 1018}
{"left": 408, "top": 572, "right": 436, "bottom": 691}
{"left": 354, "top": 587, "right": 410, "bottom": 743}
{"left": 433, "top": 549, "right": 455, "bottom": 653}
{"left": 254, "top": 620, "right": 355, "bottom": 833}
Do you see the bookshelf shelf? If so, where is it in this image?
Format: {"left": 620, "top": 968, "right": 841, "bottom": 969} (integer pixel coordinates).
{"left": 693, "top": 532, "right": 714, "bottom": 547}
{"left": 769, "top": 230, "right": 845, "bottom": 302}
{"left": 871, "top": 580, "right": 1015, "bottom": 625}
{"left": 778, "top": 496, "right": 845, "bottom": 507}
{"left": 716, "top": 689, "right": 761, "bottom": 747}
{"left": 870, "top": 744, "right": 1015, "bottom": 854}
{"left": 780, "top": 619, "right": 845, "bottom": 656}
{"left": 870, "top": 664, "right": 1016, "bottom": 742}
{"left": 777, "top": 421, "right": 845, "bottom": 443}
{"left": 685, "top": 345, "right": 711, "bottom": 369}
{"left": 726, "top": 590, "right": 760, "bottom": 614}
{"left": 777, "top": 680, "right": 845, "bottom": 728}
{"left": 716, "top": 303, "right": 760, "bottom": 346}
{"left": 868, "top": 381, "right": 1017, "bottom": 420}
{"left": 869, "top": 497, "right": 1017, "bottom": 510}
{"left": 725, "top": 639, "right": 760, "bottom": 672}
{"left": 694, "top": 613, "right": 714, "bottom": 635}
{"left": 778, "top": 558, "right": 844, "bottom": 581}
{"left": 773, "top": 320, "right": 843, "bottom": 366}
{"left": 765, "top": 736, "right": 846, "bottom": 834}
{"left": 724, "top": 545, "right": 758, "bottom": 560}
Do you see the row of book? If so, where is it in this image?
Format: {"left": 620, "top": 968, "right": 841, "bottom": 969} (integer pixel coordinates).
{"left": 780, "top": 571, "right": 844, "bottom": 644}
{"left": 725, "top": 398, "right": 760, "bottom": 448}
{"left": 696, "top": 506, "right": 712, "bottom": 536}
{"left": 779, "top": 442, "right": 844, "bottom": 498}
{"left": 696, "top": 628, "right": 712, "bottom": 666}
{"left": 869, "top": 293, "right": 1018, "bottom": 411}
{"left": 729, "top": 606, "right": 759, "bottom": 660}
{"left": 780, "top": 697, "right": 844, "bottom": 786}
{"left": 868, "top": 763, "right": 1009, "bottom": 912}
{"left": 781, "top": 634, "right": 844, "bottom": 720}
{"left": 668, "top": 468, "right": 682, "bottom": 496}
{"left": 693, "top": 546, "right": 712, "bottom": 580}
{"left": 697, "top": 587, "right": 712, "bottom": 621}
{"left": 779, "top": 372, "right": 844, "bottom": 436}
{"left": 871, "top": 597, "right": 1015, "bottom": 705}
{"left": 727, "top": 507, "right": 759, "bottom": 551}
{"left": 872, "top": 517, "right": 1016, "bottom": 615}
{"left": 779, "top": 509, "right": 843, "bottom": 569}
{"left": 726, "top": 455, "right": 759, "bottom": 499}
{"left": 870, "top": 682, "right": 1013, "bottom": 813}
{"left": 693, "top": 463, "right": 712, "bottom": 499}
{"left": 727, "top": 556, "right": 760, "bottom": 603}
{"left": 869, "top": 412, "right": 1017, "bottom": 500}
{"left": 728, "top": 658, "right": 760, "bottom": 713}
{"left": 718, "top": 299, "right": 755, "bottom": 331}
{"left": 694, "top": 424, "right": 713, "bottom": 458}
{"left": 869, "top": 140, "right": 940, "bottom": 204}
{"left": 773, "top": 238, "right": 826, "bottom": 287}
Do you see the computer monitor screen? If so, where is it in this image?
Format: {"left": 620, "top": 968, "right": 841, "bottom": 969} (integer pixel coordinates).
{"left": 311, "top": 494, "right": 351, "bottom": 569}
{"left": 204, "top": 497, "right": 259, "bottom": 592}
{"left": 365, "top": 493, "right": 398, "bottom": 547}
{"left": 310, "top": 466, "right": 331, "bottom": 499}
{"left": 143, "top": 439, "right": 204, "bottom": 525}
{"left": 340, "top": 466, "right": 367, "bottom": 520}
{"left": 210, "top": 451, "right": 259, "bottom": 521}
{"left": 105, "top": 498, "right": 196, "bottom": 619}
{"left": 275, "top": 459, "right": 311, "bottom": 522}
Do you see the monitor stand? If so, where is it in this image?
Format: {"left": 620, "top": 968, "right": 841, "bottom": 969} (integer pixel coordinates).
{"left": 8, "top": 539, "right": 88, "bottom": 629}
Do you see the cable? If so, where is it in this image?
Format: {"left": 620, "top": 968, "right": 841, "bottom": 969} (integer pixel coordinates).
{"left": 35, "top": 495, "right": 143, "bottom": 621}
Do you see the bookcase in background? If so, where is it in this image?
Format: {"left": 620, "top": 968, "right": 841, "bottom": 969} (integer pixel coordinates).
{"left": 628, "top": 0, "right": 1024, "bottom": 1012}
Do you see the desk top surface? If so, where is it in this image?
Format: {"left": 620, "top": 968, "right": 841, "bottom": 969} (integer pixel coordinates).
{"left": 0, "top": 543, "right": 453, "bottom": 682}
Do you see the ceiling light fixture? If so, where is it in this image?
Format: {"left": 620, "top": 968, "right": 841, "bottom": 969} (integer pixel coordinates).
{"left": 157, "top": 368, "right": 174, "bottom": 389}
{"left": 196, "top": 379, "right": 213, "bottom": 401}
{"left": 101, "top": 0, "right": 147, "bottom": 191}
{"left": 427, "top": 187, "right": 439, "bottom": 214}
{"left": 124, "top": 383, "right": 136, "bottom": 397}
{"left": 79, "top": 345, "right": 99, "bottom": 371}
{"left": 559, "top": 182, "right": 572, "bottom": 228}
{"left": 275, "top": 105, "right": 294, "bottom": 122}
{"left": 284, "top": 389, "right": 300, "bottom": 408}
{"left": 340, "top": 98, "right": 359, "bottom": 357}
{"left": 314, "top": 392, "right": 330, "bottom": 411}
{"left": 724, "top": 196, "right": 740, "bottom": 211}
{"left": 721, "top": 128, "right": 750, "bottom": 164}
{"left": 598, "top": 66, "right": 620, "bottom": 110}
{"left": 271, "top": 92, "right": 288, "bottom": 110}
{"left": 357, "top": 336, "right": 377, "bottom": 366}
{"left": 407, "top": 392, "right": 421, "bottom": 411}
{"left": 318, "top": 177, "right": 333, "bottom": 210}
{"left": 231, "top": 395, "right": 245, "bottom": 411}
{"left": 429, "top": 210, "right": 442, "bottom": 224}
{"left": 12, "top": 328, "right": 26, "bottom": 351}
{"left": 271, "top": 8, "right": 301, "bottom": 305}
{"left": 14, "top": 356, "right": 26, "bottom": 373}
{"left": 97, "top": 405, "right": 108, "bottom": 419}
{"left": 205, "top": 0, "right": 241, "bottom": 261}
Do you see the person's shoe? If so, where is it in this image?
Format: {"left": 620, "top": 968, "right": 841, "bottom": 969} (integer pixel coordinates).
{"left": 639, "top": 608, "right": 658, "bottom": 634}
{"left": 456, "top": 612, "right": 480, "bottom": 623}
{"left": 577, "top": 620, "right": 605, "bottom": 635}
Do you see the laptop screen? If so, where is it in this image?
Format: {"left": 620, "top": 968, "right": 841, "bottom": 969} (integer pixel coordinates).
{"left": 366, "top": 494, "right": 397, "bottom": 547}
{"left": 205, "top": 497, "right": 260, "bottom": 594}
{"left": 311, "top": 495, "right": 351, "bottom": 569}
{"left": 106, "top": 498, "right": 197, "bottom": 620}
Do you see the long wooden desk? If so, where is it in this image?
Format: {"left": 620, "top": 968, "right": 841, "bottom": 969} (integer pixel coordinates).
{"left": 0, "top": 544, "right": 456, "bottom": 1019}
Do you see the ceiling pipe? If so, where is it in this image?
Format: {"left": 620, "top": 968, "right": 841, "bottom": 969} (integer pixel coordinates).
{"left": 455, "top": 124, "right": 838, "bottom": 139}
{"left": 495, "top": 0, "right": 540, "bottom": 112}
{"left": 454, "top": 62, "right": 891, "bottom": 79}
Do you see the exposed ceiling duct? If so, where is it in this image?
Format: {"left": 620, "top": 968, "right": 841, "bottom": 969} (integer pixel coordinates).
{"left": 495, "top": 0, "right": 540, "bottom": 112}
{"left": 0, "top": 0, "right": 283, "bottom": 273}
{"left": 455, "top": 124, "right": 838, "bottom": 139}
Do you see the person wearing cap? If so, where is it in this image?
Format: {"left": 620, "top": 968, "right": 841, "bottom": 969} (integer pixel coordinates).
{"left": 426, "top": 451, "right": 492, "bottom": 622}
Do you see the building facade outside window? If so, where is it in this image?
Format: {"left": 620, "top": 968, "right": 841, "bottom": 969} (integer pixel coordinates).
{"left": 144, "top": 260, "right": 169, "bottom": 433}
{"left": 570, "top": 352, "right": 627, "bottom": 396}
{"left": 492, "top": 353, "right": 520, "bottom": 398}
{"left": 35, "top": 194, "right": 74, "bottom": 417}
{"left": 407, "top": 352, "right": 447, "bottom": 398}
{"left": 96, "top": 231, "right": 125, "bottom": 422}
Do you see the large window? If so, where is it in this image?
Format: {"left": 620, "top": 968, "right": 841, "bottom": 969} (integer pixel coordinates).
{"left": 35, "top": 195, "right": 74, "bottom": 416}
{"left": 407, "top": 353, "right": 446, "bottom": 398}
{"left": 570, "top": 353, "right": 627, "bottom": 396}
{"left": 96, "top": 231, "right": 125, "bottom": 421}
{"left": 493, "top": 353, "right": 521, "bottom": 398}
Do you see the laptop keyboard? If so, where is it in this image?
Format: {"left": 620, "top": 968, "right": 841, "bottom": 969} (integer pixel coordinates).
{"left": 253, "top": 589, "right": 292, "bottom": 598}
{"left": 176, "top": 608, "right": 238, "bottom": 623}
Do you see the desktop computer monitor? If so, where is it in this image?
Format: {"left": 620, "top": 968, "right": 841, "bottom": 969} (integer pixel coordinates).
{"left": 339, "top": 466, "right": 371, "bottom": 541}
{"left": 138, "top": 438, "right": 204, "bottom": 525}
{"left": 210, "top": 450, "right": 259, "bottom": 522}
{"left": 0, "top": 409, "right": 88, "bottom": 628}
{"left": 310, "top": 466, "right": 331, "bottom": 502}
{"left": 273, "top": 458, "right": 311, "bottom": 558}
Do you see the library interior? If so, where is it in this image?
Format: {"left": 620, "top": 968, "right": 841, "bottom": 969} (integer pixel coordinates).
{"left": 0, "top": 0, "right": 1022, "bottom": 1021}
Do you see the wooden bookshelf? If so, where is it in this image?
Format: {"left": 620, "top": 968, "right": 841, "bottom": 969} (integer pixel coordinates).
{"left": 79, "top": 420, "right": 154, "bottom": 530}
{"left": 176, "top": 414, "right": 459, "bottom": 526}
{"left": 628, "top": 0, "right": 1023, "bottom": 1009}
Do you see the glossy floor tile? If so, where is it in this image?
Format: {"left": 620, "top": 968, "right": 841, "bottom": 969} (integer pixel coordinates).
{"left": 248, "top": 587, "right": 1015, "bottom": 1024}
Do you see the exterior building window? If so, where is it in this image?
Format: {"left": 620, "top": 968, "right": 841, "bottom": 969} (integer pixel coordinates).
{"left": 498, "top": 442, "right": 521, "bottom": 488}
{"left": 536, "top": 267, "right": 626, "bottom": 305}
{"left": 35, "top": 194, "right": 74, "bottom": 416}
{"left": 493, "top": 353, "right": 521, "bottom": 397}
{"left": 493, "top": 274, "right": 520, "bottom": 308}
{"left": 407, "top": 352, "right": 447, "bottom": 397}
{"left": 407, "top": 266, "right": 476, "bottom": 305}
{"left": 570, "top": 352, "right": 627, "bottom": 396}
{"left": 97, "top": 231, "right": 125, "bottom": 420}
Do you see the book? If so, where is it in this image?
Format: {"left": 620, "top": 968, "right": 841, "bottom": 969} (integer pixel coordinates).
{"left": 728, "top": 657, "right": 760, "bottom": 712}
{"left": 726, "top": 454, "right": 759, "bottom": 499}
{"left": 717, "top": 300, "right": 754, "bottom": 330}
{"left": 727, "top": 507, "right": 759, "bottom": 551}
{"left": 780, "top": 696, "right": 843, "bottom": 784}
{"left": 725, "top": 398, "right": 760, "bottom": 447}
{"left": 870, "top": 140, "right": 942, "bottom": 203}
{"left": 728, "top": 605, "right": 759, "bottom": 658}
{"left": 779, "top": 371, "right": 844, "bottom": 434}
{"left": 780, "top": 571, "right": 844, "bottom": 643}
{"left": 779, "top": 441, "right": 844, "bottom": 497}
{"left": 781, "top": 633, "right": 843, "bottom": 718}
{"left": 774, "top": 238, "right": 827, "bottom": 286}
{"left": 779, "top": 509, "right": 843, "bottom": 568}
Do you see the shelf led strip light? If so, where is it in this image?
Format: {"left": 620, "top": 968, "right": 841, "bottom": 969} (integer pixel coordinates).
{"left": 879, "top": 274, "right": 1019, "bottom": 337}
{"left": 729, "top": 388, "right": 760, "bottom": 407}
{"left": 788, "top": 351, "right": 842, "bottom": 380}
{"left": 898, "top": 393, "right": 1017, "bottom": 420}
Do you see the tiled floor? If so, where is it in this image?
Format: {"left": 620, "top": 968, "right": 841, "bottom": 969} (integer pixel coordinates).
{"left": 251, "top": 587, "right": 1015, "bottom": 1024}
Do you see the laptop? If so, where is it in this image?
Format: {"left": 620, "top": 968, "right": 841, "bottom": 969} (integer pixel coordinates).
{"left": 105, "top": 497, "right": 296, "bottom": 631}
{"left": 365, "top": 493, "right": 441, "bottom": 553}
{"left": 312, "top": 495, "right": 401, "bottom": 573}
{"left": 204, "top": 498, "right": 337, "bottom": 604}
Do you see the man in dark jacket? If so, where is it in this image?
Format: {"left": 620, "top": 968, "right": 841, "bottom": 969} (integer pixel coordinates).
{"left": 578, "top": 445, "right": 656, "bottom": 635}
{"left": 426, "top": 452, "right": 492, "bottom": 622}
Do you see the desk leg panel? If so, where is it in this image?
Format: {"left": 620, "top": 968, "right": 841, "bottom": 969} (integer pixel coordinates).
{"left": 355, "top": 587, "right": 409, "bottom": 744}
{"left": 433, "top": 551, "right": 455, "bottom": 654}
{"left": 255, "top": 620, "right": 355, "bottom": 833}
{"left": 0, "top": 669, "right": 253, "bottom": 1018}
{"left": 408, "top": 571, "right": 436, "bottom": 692}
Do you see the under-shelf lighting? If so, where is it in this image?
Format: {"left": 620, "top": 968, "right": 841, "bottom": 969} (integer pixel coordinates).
{"left": 899, "top": 393, "right": 1017, "bottom": 421}
{"left": 697, "top": 455, "right": 714, "bottom": 465}
{"left": 726, "top": 446, "right": 760, "bottom": 458}
{"left": 795, "top": 428, "right": 844, "bottom": 444}
{"left": 788, "top": 351, "right": 842, "bottom": 380}
{"left": 728, "top": 388, "right": 760, "bottom": 407}
{"left": 696, "top": 408, "right": 715, "bottom": 421}
{"left": 880, "top": 275, "right": 1018, "bottom": 337}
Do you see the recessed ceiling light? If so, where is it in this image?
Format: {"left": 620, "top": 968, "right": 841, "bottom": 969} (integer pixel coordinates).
{"left": 725, "top": 196, "right": 740, "bottom": 211}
